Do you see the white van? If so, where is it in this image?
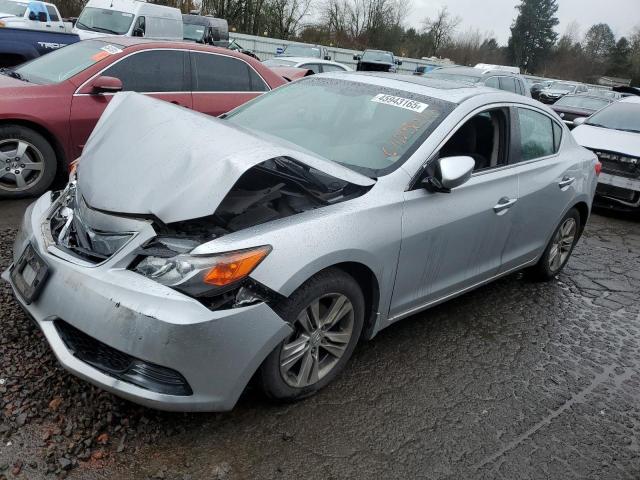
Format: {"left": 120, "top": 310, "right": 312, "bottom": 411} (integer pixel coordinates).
{"left": 73, "top": 0, "right": 183, "bottom": 40}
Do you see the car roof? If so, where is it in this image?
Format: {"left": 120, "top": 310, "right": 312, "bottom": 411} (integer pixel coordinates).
{"left": 561, "top": 94, "right": 612, "bottom": 101}
{"left": 81, "top": 37, "right": 241, "bottom": 55}
{"left": 620, "top": 96, "right": 640, "bottom": 104}
{"left": 433, "top": 66, "right": 519, "bottom": 78}
{"left": 316, "top": 71, "right": 534, "bottom": 105}
{"left": 270, "top": 57, "right": 345, "bottom": 66}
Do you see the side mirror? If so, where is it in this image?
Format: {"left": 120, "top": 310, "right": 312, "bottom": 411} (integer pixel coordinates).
{"left": 395, "top": 59, "right": 402, "bottom": 65}
{"left": 90, "top": 76, "right": 123, "bottom": 94}
{"left": 37, "top": 11, "right": 47, "bottom": 22}
{"left": 423, "top": 156, "right": 475, "bottom": 192}
{"left": 132, "top": 27, "right": 144, "bottom": 37}
{"left": 28, "top": 10, "right": 37, "bottom": 20}
{"left": 572, "top": 117, "right": 587, "bottom": 127}
{"left": 353, "top": 55, "right": 361, "bottom": 61}
{"left": 324, "top": 55, "right": 331, "bottom": 61}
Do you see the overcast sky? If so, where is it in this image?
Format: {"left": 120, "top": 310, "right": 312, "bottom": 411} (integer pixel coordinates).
{"left": 408, "top": 0, "right": 639, "bottom": 45}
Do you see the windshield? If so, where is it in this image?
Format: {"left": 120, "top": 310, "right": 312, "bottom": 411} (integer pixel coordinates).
{"left": 263, "top": 58, "right": 296, "bottom": 67}
{"left": 586, "top": 101, "right": 640, "bottom": 133}
{"left": 225, "top": 77, "right": 454, "bottom": 177}
{"left": 0, "top": 0, "right": 27, "bottom": 15}
{"left": 13, "top": 40, "right": 119, "bottom": 84}
{"left": 361, "top": 51, "right": 393, "bottom": 63}
{"left": 548, "top": 82, "right": 575, "bottom": 92}
{"left": 281, "top": 45, "right": 321, "bottom": 58}
{"left": 425, "top": 72, "right": 481, "bottom": 84}
{"left": 76, "top": 7, "right": 134, "bottom": 35}
{"left": 183, "top": 23, "right": 205, "bottom": 42}
{"left": 555, "top": 96, "right": 609, "bottom": 110}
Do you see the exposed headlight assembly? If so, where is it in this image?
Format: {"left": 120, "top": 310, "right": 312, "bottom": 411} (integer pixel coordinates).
{"left": 133, "top": 237, "right": 271, "bottom": 297}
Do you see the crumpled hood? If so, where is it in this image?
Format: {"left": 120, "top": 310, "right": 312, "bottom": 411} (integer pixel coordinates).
{"left": 78, "top": 92, "right": 375, "bottom": 224}
{"left": 572, "top": 124, "right": 640, "bottom": 157}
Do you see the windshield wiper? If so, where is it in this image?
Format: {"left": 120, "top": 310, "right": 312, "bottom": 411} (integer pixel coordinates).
{"left": 614, "top": 128, "right": 640, "bottom": 134}
{"left": 273, "top": 158, "right": 330, "bottom": 193}
{"left": 586, "top": 122, "right": 609, "bottom": 129}
{"left": 75, "top": 21, "right": 119, "bottom": 34}
{"left": 0, "top": 67, "right": 28, "bottom": 82}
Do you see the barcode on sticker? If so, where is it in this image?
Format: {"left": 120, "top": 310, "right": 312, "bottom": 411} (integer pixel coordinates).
{"left": 371, "top": 94, "right": 428, "bottom": 113}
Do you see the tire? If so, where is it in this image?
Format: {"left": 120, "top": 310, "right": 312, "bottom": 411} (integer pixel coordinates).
{"left": 528, "top": 208, "right": 581, "bottom": 281}
{"left": 0, "top": 125, "right": 57, "bottom": 199}
{"left": 260, "top": 268, "right": 365, "bottom": 402}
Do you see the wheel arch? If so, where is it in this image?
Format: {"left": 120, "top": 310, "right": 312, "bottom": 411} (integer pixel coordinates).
{"left": 572, "top": 200, "right": 589, "bottom": 233}
{"left": 0, "top": 119, "right": 68, "bottom": 174}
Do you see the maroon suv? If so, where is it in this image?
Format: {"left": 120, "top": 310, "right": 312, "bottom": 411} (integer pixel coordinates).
{"left": 0, "top": 38, "right": 286, "bottom": 198}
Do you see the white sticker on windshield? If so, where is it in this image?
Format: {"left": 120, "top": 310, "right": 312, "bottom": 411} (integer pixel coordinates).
{"left": 371, "top": 94, "right": 428, "bottom": 113}
{"left": 101, "top": 45, "right": 123, "bottom": 55}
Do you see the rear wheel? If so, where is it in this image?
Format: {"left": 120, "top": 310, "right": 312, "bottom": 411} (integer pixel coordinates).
{"left": 0, "top": 126, "right": 57, "bottom": 199}
{"left": 528, "top": 208, "right": 581, "bottom": 281}
{"left": 260, "top": 269, "right": 364, "bottom": 401}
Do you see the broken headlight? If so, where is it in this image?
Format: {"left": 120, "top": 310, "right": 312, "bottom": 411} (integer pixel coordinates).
{"left": 133, "top": 237, "right": 271, "bottom": 297}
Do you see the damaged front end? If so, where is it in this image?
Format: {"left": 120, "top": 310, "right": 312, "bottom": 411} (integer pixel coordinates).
{"left": 62, "top": 92, "right": 374, "bottom": 310}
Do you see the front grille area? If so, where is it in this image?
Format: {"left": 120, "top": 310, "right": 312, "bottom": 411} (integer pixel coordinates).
{"left": 49, "top": 183, "right": 134, "bottom": 264}
{"left": 54, "top": 320, "right": 192, "bottom": 396}
{"left": 596, "top": 184, "right": 639, "bottom": 203}
{"left": 600, "top": 159, "right": 639, "bottom": 179}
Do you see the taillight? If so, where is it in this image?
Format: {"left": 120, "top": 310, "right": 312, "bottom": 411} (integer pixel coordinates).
{"left": 595, "top": 161, "right": 602, "bottom": 176}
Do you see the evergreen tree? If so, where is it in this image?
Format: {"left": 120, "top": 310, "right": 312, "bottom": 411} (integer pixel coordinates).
{"left": 507, "top": 0, "right": 559, "bottom": 73}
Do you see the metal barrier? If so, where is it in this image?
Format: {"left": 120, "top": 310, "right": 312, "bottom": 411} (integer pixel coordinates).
{"left": 229, "top": 32, "right": 453, "bottom": 74}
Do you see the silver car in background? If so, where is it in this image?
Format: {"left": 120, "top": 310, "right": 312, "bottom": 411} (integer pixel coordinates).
{"left": 3, "top": 73, "right": 598, "bottom": 411}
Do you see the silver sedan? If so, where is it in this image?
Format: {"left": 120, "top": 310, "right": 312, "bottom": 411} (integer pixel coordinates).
{"left": 3, "top": 73, "right": 599, "bottom": 411}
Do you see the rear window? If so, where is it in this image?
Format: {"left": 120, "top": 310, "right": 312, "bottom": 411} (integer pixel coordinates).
{"left": 13, "top": 40, "right": 121, "bottom": 84}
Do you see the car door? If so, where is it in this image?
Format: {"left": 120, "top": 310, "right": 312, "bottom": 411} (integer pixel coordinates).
{"left": 389, "top": 107, "right": 519, "bottom": 318}
{"left": 69, "top": 49, "right": 192, "bottom": 157}
{"left": 45, "top": 4, "right": 64, "bottom": 31}
{"left": 499, "top": 106, "right": 579, "bottom": 271}
{"left": 190, "top": 51, "right": 269, "bottom": 117}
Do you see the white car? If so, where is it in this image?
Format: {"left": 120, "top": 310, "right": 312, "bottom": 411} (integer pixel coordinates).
{"left": 262, "top": 57, "right": 351, "bottom": 74}
{"left": 572, "top": 96, "right": 640, "bottom": 211}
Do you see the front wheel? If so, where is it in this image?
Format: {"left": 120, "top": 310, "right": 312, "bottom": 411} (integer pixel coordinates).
{"left": 528, "top": 208, "right": 581, "bottom": 281}
{"left": 260, "top": 269, "right": 364, "bottom": 402}
{"left": 0, "top": 125, "right": 57, "bottom": 199}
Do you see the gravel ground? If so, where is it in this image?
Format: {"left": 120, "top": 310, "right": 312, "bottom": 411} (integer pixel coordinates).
{"left": 0, "top": 204, "right": 639, "bottom": 479}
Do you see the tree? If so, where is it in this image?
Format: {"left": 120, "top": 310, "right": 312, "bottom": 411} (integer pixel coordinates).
{"left": 608, "top": 37, "right": 632, "bottom": 76}
{"left": 583, "top": 23, "right": 616, "bottom": 59}
{"left": 422, "top": 6, "right": 460, "bottom": 57}
{"left": 507, "top": 0, "right": 559, "bottom": 73}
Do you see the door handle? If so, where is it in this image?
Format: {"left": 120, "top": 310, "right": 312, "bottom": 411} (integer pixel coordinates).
{"left": 493, "top": 197, "right": 517, "bottom": 214}
{"left": 559, "top": 176, "right": 575, "bottom": 189}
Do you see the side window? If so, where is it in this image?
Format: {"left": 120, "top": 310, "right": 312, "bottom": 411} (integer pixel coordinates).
{"left": 132, "top": 16, "right": 145, "bottom": 36}
{"left": 517, "top": 108, "right": 557, "bottom": 161}
{"left": 499, "top": 76, "right": 517, "bottom": 93}
{"left": 102, "top": 50, "right": 187, "bottom": 92}
{"left": 46, "top": 5, "right": 59, "bottom": 21}
{"left": 192, "top": 52, "right": 267, "bottom": 92}
{"left": 553, "top": 122, "right": 562, "bottom": 151}
{"left": 439, "top": 109, "right": 508, "bottom": 172}
{"left": 485, "top": 77, "right": 499, "bottom": 89}
{"left": 300, "top": 63, "right": 321, "bottom": 74}
{"left": 320, "top": 64, "right": 346, "bottom": 73}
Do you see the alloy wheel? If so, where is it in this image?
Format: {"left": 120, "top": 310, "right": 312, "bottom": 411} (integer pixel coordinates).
{"left": 0, "top": 139, "right": 46, "bottom": 193}
{"left": 548, "top": 217, "right": 577, "bottom": 273}
{"left": 279, "top": 293, "right": 354, "bottom": 388}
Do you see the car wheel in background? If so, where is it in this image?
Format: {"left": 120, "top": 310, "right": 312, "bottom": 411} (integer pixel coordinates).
{"left": 0, "top": 125, "right": 57, "bottom": 199}
{"left": 528, "top": 207, "right": 581, "bottom": 281}
{"left": 260, "top": 268, "right": 365, "bottom": 402}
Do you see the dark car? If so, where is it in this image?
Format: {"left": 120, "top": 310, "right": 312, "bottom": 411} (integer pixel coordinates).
{"left": 182, "top": 14, "right": 228, "bottom": 44}
{"left": 425, "top": 66, "right": 530, "bottom": 96}
{"left": 528, "top": 80, "right": 551, "bottom": 100}
{"left": 0, "top": 38, "right": 286, "bottom": 198}
{"left": 538, "top": 81, "right": 588, "bottom": 104}
{"left": 353, "top": 49, "right": 401, "bottom": 73}
{"left": 550, "top": 94, "right": 613, "bottom": 129}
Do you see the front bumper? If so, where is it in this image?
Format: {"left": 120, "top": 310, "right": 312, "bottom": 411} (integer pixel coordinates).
{"left": 2, "top": 193, "right": 291, "bottom": 411}
{"left": 595, "top": 173, "right": 640, "bottom": 211}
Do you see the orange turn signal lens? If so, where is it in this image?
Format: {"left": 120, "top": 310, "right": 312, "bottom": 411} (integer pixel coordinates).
{"left": 69, "top": 158, "right": 80, "bottom": 175}
{"left": 203, "top": 246, "right": 271, "bottom": 286}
